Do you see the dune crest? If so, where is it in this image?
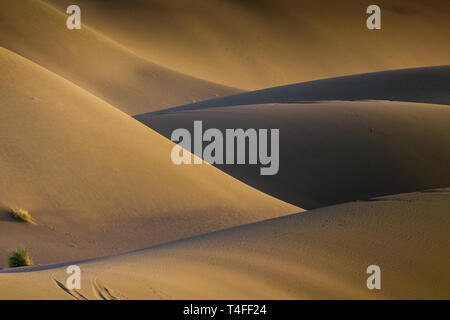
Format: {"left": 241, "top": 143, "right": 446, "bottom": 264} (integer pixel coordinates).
{"left": 48, "top": 0, "right": 450, "bottom": 90}
{"left": 138, "top": 100, "right": 450, "bottom": 208}
{"left": 139, "top": 66, "right": 450, "bottom": 115}
{"left": 0, "top": 47, "right": 299, "bottom": 265}
{"left": 0, "top": 0, "right": 239, "bottom": 115}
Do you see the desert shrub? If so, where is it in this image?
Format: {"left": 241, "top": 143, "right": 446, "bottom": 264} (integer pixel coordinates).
{"left": 8, "top": 248, "right": 33, "bottom": 267}
{"left": 10, "top": 208, "right": 35, "bottom": 224}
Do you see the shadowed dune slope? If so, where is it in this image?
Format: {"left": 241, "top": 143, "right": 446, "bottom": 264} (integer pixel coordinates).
{"left": 0, "top": 47, "right": 299, "bottom": 265}
{"left": 48, "top": 0, "right": 450, "bottom": 90}
{"left": 139, "top": 66, "right": 450, "bottom": 115}
{"left": 137, "top": 101, "right": 450, "bottom": 209}
{"left": 0, "top": 0, "right": 239, "bottom": 115}
{"left": 1, "top": 189, "right": 448, "bottom": 299}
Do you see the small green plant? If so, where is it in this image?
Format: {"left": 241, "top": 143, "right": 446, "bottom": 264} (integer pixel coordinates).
{"left": 8, "top": 248, "right": 33, "bottom": 267}
{"left": 10, "top": 208, "right": 35, "bottom": 224}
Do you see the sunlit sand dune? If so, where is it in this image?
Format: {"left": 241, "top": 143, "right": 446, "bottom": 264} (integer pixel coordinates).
{"left": 48, "top": 0, "right": 450, "bottom": 90}
{"left": 138, "top": 100, "right": 450, "bottom": 208}
{"left": 0, "top": 0, "right": 448, "bottom": 302}
{"left": 1, "top": 189, "right": 448, "bottom": 299}
{"left": 0, "top": 47, "right": 299, "bottom": 265}
{"left": 0, "top": 0, "right": 239, "bottom": 115}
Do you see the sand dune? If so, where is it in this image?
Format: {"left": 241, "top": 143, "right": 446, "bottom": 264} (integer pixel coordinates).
{"left": 139, "top": 66, "right": 450, "bottom": 115}
{"left": 0, "top": 0, "right": 239, "bottom": 115}
{"left": 1, "top": 189, "right": 448, "bottom": 299}
{"left": 137, "top": 100, "right": 450, "bottom": 209}
{"left": 0, "top": 0, "right": 448, "bottom": 301}
{"left": 48, "top": 0, "right": 450, "bottom": 90}
{"left": 0, "top": 47, "right": 299, "bottom": 266}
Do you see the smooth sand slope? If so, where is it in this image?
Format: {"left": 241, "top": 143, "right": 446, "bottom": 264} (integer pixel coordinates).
{"left": 48, "top": 0, "right": 450, "bottom": 89}
{"left": 140, "top": 66, "right": 450, "bottom": 114}
{"left": 0, "top": 47, "right": 299, "bottom": 266}
{"left": 0, "top": 0, "right": 239, "bottom": 115}
{"left": 138, "top": 101, "right": 450, "bottom": 209}
{"left": 1, "top": 189, "right": 448, "bottom": 300}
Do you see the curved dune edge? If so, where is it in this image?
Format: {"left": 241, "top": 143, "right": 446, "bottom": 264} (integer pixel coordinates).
{"left": 137, "top": 100, "right": 450, "bottom": 209}
{"left": 48, "top": 0, "right": 450, "bottom": 90}
{"left": 0, "top": 46, "right": 300, "bottom": 265}
{"left": 1, "top": 189, "right": 448, "bottom": 299}
{"left": 138, "top": 66, "right": 450, "bottom": 116}
{"left": 0, "top": 0, "right": 240, "bottom": 115}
